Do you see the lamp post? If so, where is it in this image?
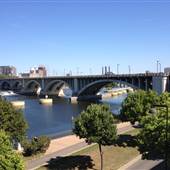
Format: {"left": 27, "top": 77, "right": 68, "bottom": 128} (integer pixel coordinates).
{"left": 117, "top": 64, "right": 120, "bottom": 75}
{"left": 159, "top": 62, "right": 161, "bottom": 73}
{"left": 156, "top": 60, "right": 159, "bottom": 73}
{"left": 153, "top": 104, "right": 169, "bottom": 170}
{"left": 128, "top": 65, "right": 131, "bottom": 74}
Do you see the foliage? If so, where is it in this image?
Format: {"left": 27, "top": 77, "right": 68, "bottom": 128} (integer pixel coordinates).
{"left": 73, "top": 104, "right": 117, "bottom": 145}
{"left": 0, "top": 99, "right": 28, "bottom": 141}
{"left": 22, "top": 136, "right": 50, "bottom": 156}
{"left": 0, "top": 74, "right": 17, "bottom": 79}
{"left": 105, "top": 82, "right": 118, "bottom": 90}
{"left": 159, "top": 92, "right": 170, "bottom": 105}
{"left": 0, "top": 130, "right": 24, "bottom": 170}
{"left": 120, "top": 90, "right": 159, "bottom": 124}
{"left": 137, "top": 110, "right": 170, "bottom": 156}
{"left": 73, "top": 104, "right": 117, "bottom": 170}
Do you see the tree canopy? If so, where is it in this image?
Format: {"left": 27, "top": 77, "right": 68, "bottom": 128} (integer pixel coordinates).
{"left": 0, "top": 99, "right": 28, "bottom": 141}
{"left": 138, "top": 109, "right": 170, "bottom": 156}
{"left": 136, "top": 92, "right": 170, "bottom": 157}
{"left": 73, "top": 104, "right": 117, "bottom": 170}
{"left": 0, "top": 130, "right": 24, "bottom": 170}
{"left": 120, "top": 90, "right": 159, "bottom": 124}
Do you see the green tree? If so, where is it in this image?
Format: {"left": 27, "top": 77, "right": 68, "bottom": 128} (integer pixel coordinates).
{"left": 73, "top": 104, "right": 117, "bottom": 170}
{"left": 0, "top": 130, "right": 24, "bottom": 170}
{"left": 105, "top": 82, "right": 118, "bottom": 90}
{"left": 0, "top": 74, "right": 17, "bottom": 78}
{"left": 159, "top": 92, "right": 170, "bottom": 105}
{"left": 138, "top": 109, "right": 170, "bottom": 157}
{"left": 120, "top": 90, "right": 158, "bottom": 124}
{"left": 0, "top": 99, "right": 28, "bottom": 141}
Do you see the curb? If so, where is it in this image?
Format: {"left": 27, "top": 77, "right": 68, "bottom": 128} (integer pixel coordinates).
{"left": 117, "top": 155, "right": 142, "bottom": 170}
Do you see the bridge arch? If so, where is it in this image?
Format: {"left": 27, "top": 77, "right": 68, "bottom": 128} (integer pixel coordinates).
{"left": 0, "top": 81, "right": 11, "bottom": 90}
{"left": 78, "top": 79, "right": 138, "bottom": 97}
{"left": 24, "top": 80, "right": 41, "bottom": 94}
{"left": 44, "top": 80, "right": 72, "bottom": 96}
{"left": 12, "top": 81, "right": 22, "bottom": 91}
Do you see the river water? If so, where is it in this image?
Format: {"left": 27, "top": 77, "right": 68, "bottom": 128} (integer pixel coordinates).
{"left": 5, "top": 94, "right": 127, "bottom": 138}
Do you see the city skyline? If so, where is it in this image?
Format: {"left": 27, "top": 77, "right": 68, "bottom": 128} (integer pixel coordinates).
{"left": 0, "top": 1, "right": 170, "bottom": 75}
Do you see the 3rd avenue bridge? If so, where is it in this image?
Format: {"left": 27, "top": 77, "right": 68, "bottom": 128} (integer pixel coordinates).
{"left": 0, "top": 73, "right": 169, "bottom": 101}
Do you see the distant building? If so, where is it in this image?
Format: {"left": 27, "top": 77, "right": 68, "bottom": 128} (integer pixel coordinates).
{"left": 19, "top": 66, "right": 47, "bottom": 78}
{"left": 20, "top": 65, "right": 47, "bottom": 78}
{"left": 29, "top": 66, "right": 47, "bottom": 77}
{"left": 38, "top": 66, "right": 47, "bottom": 77}
{"left": 0, "top": 66, "right": 16, "bottom": 76}
{"left": 164, "top": 67, "right": 170, "bottom": 74}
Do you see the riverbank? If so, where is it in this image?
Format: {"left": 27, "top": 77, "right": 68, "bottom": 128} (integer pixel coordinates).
{"left": 100, "top": 87, "right": 133, "bottom": 99}
{"left": 25, "top": 122, "right": 132, "bottom": 170}
{"left": 45, "top": 122, "right": 131, "bottom": 155}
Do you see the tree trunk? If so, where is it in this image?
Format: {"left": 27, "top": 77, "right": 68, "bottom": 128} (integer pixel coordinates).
{"left": 99, "top": 144, "right": 103, "bottom": 170}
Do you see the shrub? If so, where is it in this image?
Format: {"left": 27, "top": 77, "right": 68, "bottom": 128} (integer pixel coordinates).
{"left": 22, "top": 136, "right": 50, "bottom": 156}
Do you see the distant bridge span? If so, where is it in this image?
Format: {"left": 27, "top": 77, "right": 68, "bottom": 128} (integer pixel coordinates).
{"left": 0, "top": 73, "right": 169, "bottom": 100}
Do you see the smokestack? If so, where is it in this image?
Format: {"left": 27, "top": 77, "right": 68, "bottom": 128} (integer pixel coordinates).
{"left": 108, "top": 66, "right": 110, "bottom": 73}
{"left": 102, "top": 67, "right": 104, "bottom": 75}
{"left": 105, "top": 66, "right": 107, "bottom": 74}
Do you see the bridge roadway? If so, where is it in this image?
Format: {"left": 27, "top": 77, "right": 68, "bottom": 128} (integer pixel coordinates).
{"left": 0, "top": 73, "right": 169, "bottom": 100}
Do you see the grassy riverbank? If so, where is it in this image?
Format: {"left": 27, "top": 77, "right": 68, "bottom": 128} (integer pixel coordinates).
{"left": 37, "top": 129, "right": 140, "bottom": 170}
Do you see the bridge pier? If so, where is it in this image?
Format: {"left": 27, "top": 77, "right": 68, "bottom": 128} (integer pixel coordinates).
{"left": 145, "top": 79, "right": 148, "bottom": 91}
{"left": 72, "top": 78, "right": 79, "bottom": 96}
{"left": 138, "top": 78, "right": 141, "bottom": 89}
{"left": 152, "top": 76, "right": 168, "bottom": 94}
{"left": 69, "top": 97, "right": 78, "bottom": 104}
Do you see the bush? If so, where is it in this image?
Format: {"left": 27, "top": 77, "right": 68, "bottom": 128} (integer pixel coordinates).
{"left": 0, "top": 130, "right": 24, "bottom": 170}
{"left": 22, "top": 136, "right": 50, "bottom": 156}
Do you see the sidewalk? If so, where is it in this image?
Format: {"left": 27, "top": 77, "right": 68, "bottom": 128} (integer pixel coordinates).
{"left": 45, "top": 122, "right": 131, "bottom": 155}
{"left": 26, "top": 122, "right": 132, "bottom": 170}
{"left": 118, "top": 154, "right": 164, "bottom": 170}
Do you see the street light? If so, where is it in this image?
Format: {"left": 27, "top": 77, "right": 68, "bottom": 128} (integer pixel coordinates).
{"left": 156, "top": 60, "right": 159, "bottom": 73}
{"left": 128, "top": 65, "right": 131, "bottom": 74}
{"left": 153, "top": 104, "right": 169, "bottom": 170}
{"left": 159, "top": 62, "right": 161, "bottom": 73}
{"left": 117, "top": 64, "right": 120, "bottom": 75}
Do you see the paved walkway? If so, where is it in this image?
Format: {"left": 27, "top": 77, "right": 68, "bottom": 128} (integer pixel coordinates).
{"left": 126, "top": 158, "right": 164, "bottom": 170}
{"left": 118, "top": 154, "right": 164, "bottom": 170}
{"left": 26, "top": 122, "right": 132, "bottom": 170}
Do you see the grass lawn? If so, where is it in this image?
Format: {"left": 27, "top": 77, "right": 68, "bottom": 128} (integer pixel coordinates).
{"left": 37, "top": 129, "right": 140, "bottom": 170}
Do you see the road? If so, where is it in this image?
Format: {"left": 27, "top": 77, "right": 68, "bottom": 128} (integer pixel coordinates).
{"left": 26, "top": 124, "right": 133, "bottom": 170}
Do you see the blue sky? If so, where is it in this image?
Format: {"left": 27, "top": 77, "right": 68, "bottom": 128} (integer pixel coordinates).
{"left": 0, "top": 0, "right": 170, "bottom": 75}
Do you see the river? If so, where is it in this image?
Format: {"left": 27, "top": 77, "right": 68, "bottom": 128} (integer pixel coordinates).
{"left": 5, "top": 94, "right": 127, "bottom": 138}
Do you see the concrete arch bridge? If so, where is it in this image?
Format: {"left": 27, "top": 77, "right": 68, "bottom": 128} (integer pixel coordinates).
{"left": 0, "top": 73, "right": 169, "bottom": 101}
